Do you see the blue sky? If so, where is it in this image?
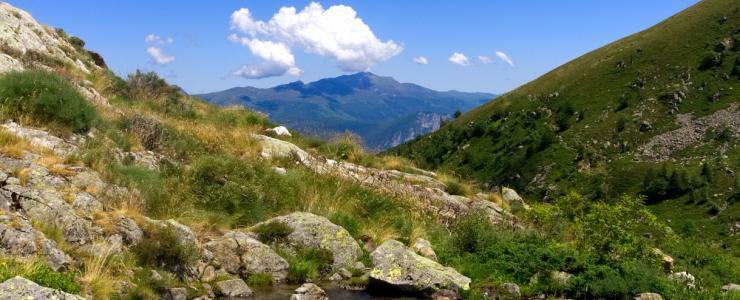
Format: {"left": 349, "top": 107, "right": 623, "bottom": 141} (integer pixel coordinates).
{"left": 15, "top": 0, "right": 699, "bottom": 94}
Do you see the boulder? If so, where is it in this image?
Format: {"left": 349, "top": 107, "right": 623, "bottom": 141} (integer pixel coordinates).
{"left": 550, "top": 271, "right": 574, "bottom": 286}
{"left": 0, "top": 276, "right": 83, "bottom": 299}
{"left": 164, "top": 287, "right": 188, "bottom": 300}
{"left": 412, "top": 238, "right": 438, "bottom": 261}
{"left": 252, "top": 134, "right": 310, "bottom": 163}
{"left": 266, "top": 126, "right": 292, "bottom": 137}
{"left": 215, "top": 279, "right": 253, "bottom": 298}
{"left": 722, "top": 283, "right": 740, "bottom": 292}
{"left": 369, "top": 239, "right": 470, "bottom": 295}
{"left": 290, "top": 283, "right": 329, "bottom": 300}
{"left": 501, "top": 187, "right": 529, "bottom": 210}
{"left": 1, "top": 122, "right": 78, "bottom": 157}
{"left": 634, "top": 292, "right": 663, "bottom": 300}
{"left": 204, "top": 231, "right": 289, "bottom": 282}
{"left": 254, "top": 212, "right": 362, "bottom": 268}
{"left": 500, "top": 282, "right": 521, "bottom": 298}
{"left": 114, "top": 214, "right": 143, "bottom": 245}
{"left": 143, "top": 218, "right": 199, "bottom": 251}
{"left": 0, "top": 53, "right": 23, "bottom": 73}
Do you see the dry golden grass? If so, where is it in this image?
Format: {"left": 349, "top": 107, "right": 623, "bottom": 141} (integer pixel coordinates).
{"left": 166, "top": 118, "right": 262, "bottom": 159}
{"left": 0, "top": 127, "right": 29, "bottom": 158}
{"left": 36, "top": 154, "right": 77, "bottom": 177}
{"left": 80, "top": 241, "right": 116, "bottom": 299}
{"left": 15, "top": 167, "right": 31, "bottom": 186}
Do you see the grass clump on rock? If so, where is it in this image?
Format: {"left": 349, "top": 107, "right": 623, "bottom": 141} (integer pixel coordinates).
{"left": 131, "top": 225, "right": 198, "bottom": 275}
{"left": 0, "top": 70, "right": 98, "bottom": 133}
{"left": 252, "top": 221, "right": 293, "bottom": 244}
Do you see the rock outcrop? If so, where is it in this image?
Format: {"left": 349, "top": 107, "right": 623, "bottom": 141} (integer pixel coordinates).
{"left": 215, "top": 278, "right": 253, "bottom": 298}
{"left": 252, "top": 134, "right": 515, "bottom": 227}
{"left": 0, "top": 276, "right": 83, "bottom": 299}
{"left": 369, "top": 239, "right": 470, "bottom": 295}
{"left": 204, "top": 231, "right": 289, "bottom": 282}
{"left": 254, "top": 212, "right": 362, "bottom": 269}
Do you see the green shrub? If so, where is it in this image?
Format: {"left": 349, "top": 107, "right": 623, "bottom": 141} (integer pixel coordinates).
{"left": 246, "top": 272, "right": 273, "bottom": 287}
{"left": 132, "top": 225, "right": 198, "bottom": 275}
{"left": 126, "top": 70, "right": 181, "bottom": 101}
{"left": 0, "top": 259, "right": 80, "bottom": 294}
{"left": 120, "top": 114, "right": 168, "bottom": 151}
{"left": 0, "top": 70, "right": 98, "bottom": 132}
{"left": 252, "top": 221, "right": 293, "bottom": 244}
{"left": 68, "top": 36, "right": 85, "bottom": 49}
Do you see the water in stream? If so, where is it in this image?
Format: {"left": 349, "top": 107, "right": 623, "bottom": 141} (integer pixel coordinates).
{"left": 253, "top": 282, "right": 422, "bottom": 300}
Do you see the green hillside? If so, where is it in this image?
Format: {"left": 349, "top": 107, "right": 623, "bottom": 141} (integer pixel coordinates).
{"left": 393, "top": 0, "right": 739, "bottom": 257}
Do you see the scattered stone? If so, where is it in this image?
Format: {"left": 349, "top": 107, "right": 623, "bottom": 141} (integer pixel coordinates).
{"left": 290, "top": 283, "right": 329, "bottom": 300}
{"left": 412, "top": 238, "right": 438, "bottom": 261}
{"left": 272, "top": 166, "right": 287, "bottom": 175}
{"left": 328, "top": 273, "right": 343, "bottom": 281}
{"left": 639, "top": 121, "right": 653, "bottom": 132}
{"left": 551, "top": 271, "right": 573, "bottom": 286}
{"left": 0, "top": 276, "right": 83, "bottom": 299}
{"left": 430, "top": 289, "right": 459, "bottom": 300}
{"left": 215, "top": 279, "right": 253, "bottom": 298}
{"left": 369, "top": 239, "right": 470, "bottom": 295}
{"left": 253, "top": 212, "right": 362, "bottom": 269}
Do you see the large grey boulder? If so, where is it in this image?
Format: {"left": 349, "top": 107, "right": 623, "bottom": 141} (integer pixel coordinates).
{"left": 215, "top": 279, "right": 253, "bottom": 298}
{"left": 0, "top": 276, "right": 83, "bottom": 299}
{"left": 369, "top": 239, "right": 470, "bottom": 295}
{"left": 143, "top": 217, "right": 199, "bottom": 251}
{"left": 204, "top": 231, "right": 289, "bottom": 282}
{"left": 254, "top": 212, "right": 362, "bottom": 268}
{"left": 252, "top": 134, "right": 310, "bottom": 163}
{"left": 501, "top": 187, "right": 529, "bottom": 210}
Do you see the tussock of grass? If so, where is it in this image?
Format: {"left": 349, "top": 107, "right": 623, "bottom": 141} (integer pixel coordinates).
{"left": 0, "top": 70, "right": 98, "bottom": 133}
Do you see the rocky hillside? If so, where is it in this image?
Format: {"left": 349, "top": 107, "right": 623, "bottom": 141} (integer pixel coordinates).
{"left": 197, "top": 72, "right": 495, "bottom": 150}
{"left": 0, "top": 1, "right": 737, "bottom": 300}
{"left": 392, "top": 0, "right": 739, "bottom": 266}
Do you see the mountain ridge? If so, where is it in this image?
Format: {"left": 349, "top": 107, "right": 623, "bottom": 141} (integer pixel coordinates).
{"left": 197, "top": 72, "right": 496, "bottom": 150}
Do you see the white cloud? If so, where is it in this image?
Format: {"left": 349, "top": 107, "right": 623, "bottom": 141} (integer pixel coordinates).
{"left": 145, "top": 34, "right": 173, "bottom": 45}
{"left": 229, "top": 2, "right": 402, "bottom": 77}
{"left": 449, "top": 52, "right": 469, "bottom": 66}
{"left": 146, "top": 46, "right": 175, "bottom": 65}
{"left": 495, "top": 51, "right": 514, "bottom": 67}
{"left": 229, "top": 35, "right": 301, "bottom": 78}
{"left": 145, "top": 34, "right": 175, "bottom": 65}
{"left": 412, "top": 56, "right": 428, "bottom": 65}
{"left": 478, "top": 55, "right": 493, "bottom": 64}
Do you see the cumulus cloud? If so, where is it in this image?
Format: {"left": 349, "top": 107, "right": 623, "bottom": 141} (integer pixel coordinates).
{"left": 495, "top": 51, "right": 514, "bottom": 67}
{"left": 228, "top": 34, "right": 301, "bottom": 78}
{"left": 413, "top": 56, "right": 428, "bottom": 65}
{"left": 478, "top": 55, "right": 493, "bottom": 64}
{"left": 229, "top": 2, "right": 402, "bottom": 78}
{"left": 145, "top": 33, "right": 175, "bottom": 65}
{"left": 449, "top": 52, "right": 469, "bottom": 66}
{"left": 146, "top": 47, "right": 175, "bottom": 65}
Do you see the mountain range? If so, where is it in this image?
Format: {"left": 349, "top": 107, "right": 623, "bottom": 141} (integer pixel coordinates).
{"left": 197, "top": 72, "right": 495, "bottom": 150}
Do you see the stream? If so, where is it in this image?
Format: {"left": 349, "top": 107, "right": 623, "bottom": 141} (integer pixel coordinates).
{"left": 252, "top": 282, "right": 422, "bottom": 300}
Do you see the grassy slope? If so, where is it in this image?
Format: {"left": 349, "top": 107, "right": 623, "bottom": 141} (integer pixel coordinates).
{"left": 392, "top": 0, "right": 739, "bottom": 248}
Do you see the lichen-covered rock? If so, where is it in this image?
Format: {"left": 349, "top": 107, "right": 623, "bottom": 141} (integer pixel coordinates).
{"left": 164, "top": 287, "right": 188, "bottom": 300}
{"left": 290, "top": 283, "right": 328, "bottom": 300}
{"left": 204, "top": 231, "right": 289, "bottom": 282}
{"left": 369, "top": 239, "right": 470, "bottom": 295}
{"left": 0, "top": 53, "right": 23, "bottom": 73}
{"left": 215, "top": 278, "right": 253, "bottom": 298}
{"left": 266, "top": 126, "right": 292, "bottom": 137}
{"left": 0, "top": 276, "right": 83, "bottom": 299}
{"left": 669, "top": 271, "right": 696, "bottom": 289}
{"left": 0, "top": 212, "right": 73, "bottom": 271}
{"left": 722, "top": 283, "right": 740, "bottom": 292}
{"left": 114, "top": 214, "right": 143, "bottom": 246}
{"left": 500, "top": 282, "right": 521, "bottom": 299}
{"left": 254, "top": 212, "right": 362, "bottom": 269}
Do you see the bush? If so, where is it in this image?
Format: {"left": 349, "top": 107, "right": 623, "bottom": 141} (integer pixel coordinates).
{"left": 252, "top": 221, "right": 293, "bottom": 244}
{"left": 125, "top": 70, "right": 181, "bottom": 101}
{"left": 132, "top": 225, "right": 198, "bottom": 275}
{"left": 0, "top": 70, "right": 98, "bottom": 132}
{"left": 120, "top": 114, "right": 167, "bottom": 151}
{"left": 68, "top": 36, "right": 85, "bottom": 49}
